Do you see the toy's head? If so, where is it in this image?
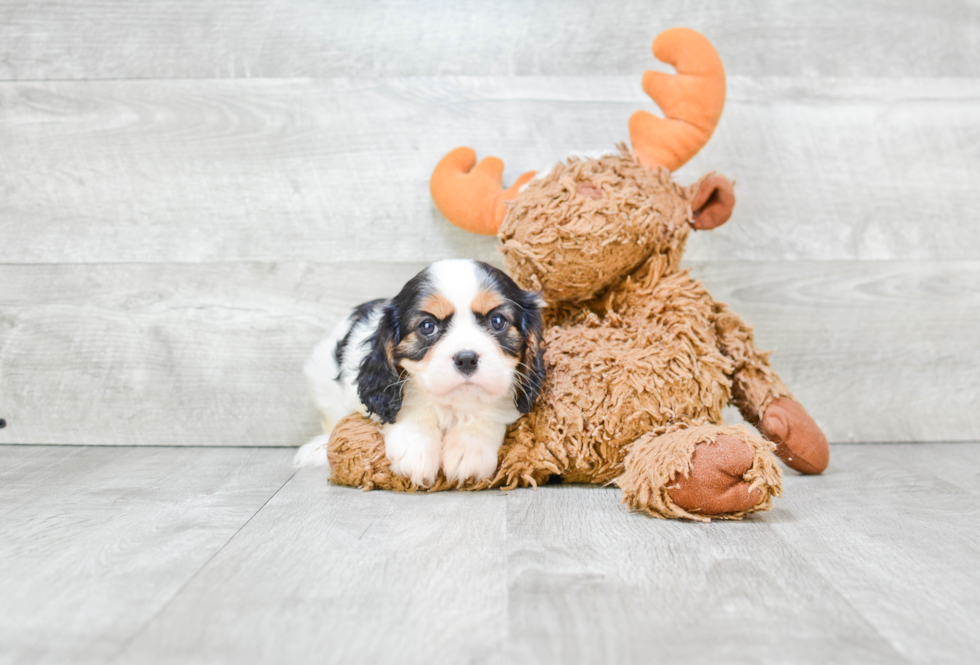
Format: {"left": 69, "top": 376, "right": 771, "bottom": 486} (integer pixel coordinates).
{"left": 497, "top": 151, "right": 736, "bottom": 303}
{"left": 430, "top": 27, "right": 736, "bottom": 304}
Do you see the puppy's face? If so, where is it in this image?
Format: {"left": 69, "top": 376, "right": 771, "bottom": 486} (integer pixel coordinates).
{"left": 357, "top": 259, "right": 545, "bottom": 423}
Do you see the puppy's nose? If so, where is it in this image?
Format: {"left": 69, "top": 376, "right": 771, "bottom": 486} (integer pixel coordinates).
{"left": 453, "top": 350, "right": 480, "bottom": 376}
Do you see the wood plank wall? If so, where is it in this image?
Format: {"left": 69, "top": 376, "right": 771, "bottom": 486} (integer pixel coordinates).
{"left": 1, "top": 1, "right": 977, "bottom": 446}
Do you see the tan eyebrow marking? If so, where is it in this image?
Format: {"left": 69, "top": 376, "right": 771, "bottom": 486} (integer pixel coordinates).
{"left": 421, "top": 293, "right": 455, "bottom": 320}
{"left": 471, "top": 289, "right": 504, "bottom": 316}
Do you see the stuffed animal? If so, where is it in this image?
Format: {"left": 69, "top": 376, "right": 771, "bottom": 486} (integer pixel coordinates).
{"left": 323, "top": 27, "right": 829, "bottom": 520}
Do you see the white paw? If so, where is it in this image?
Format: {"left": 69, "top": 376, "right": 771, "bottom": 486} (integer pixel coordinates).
{"left": 293, "top": 435, "right": 330, "bottom": 469}
{"left": 441, "top": 427, "right": 501, "bottom": 484}
{"left": 384, "top": 423, "right": 442, "bottom": 486}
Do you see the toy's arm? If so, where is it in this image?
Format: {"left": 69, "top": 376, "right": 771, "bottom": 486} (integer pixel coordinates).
{"left": 714, "top": 306, "right": 791, "bottom": 422}
{"left": 493, "top": 418, "right": 565, "bottom": 490}
{"left": 714, "top": 306, "right": 830, "bottom": 474}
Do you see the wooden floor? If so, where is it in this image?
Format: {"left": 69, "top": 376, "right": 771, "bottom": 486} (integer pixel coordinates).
{"left": 2, "top": 2, "right": 979, "bottom": 663}
{"left": 2, "top": 443, "right": 978, "bottom": 665}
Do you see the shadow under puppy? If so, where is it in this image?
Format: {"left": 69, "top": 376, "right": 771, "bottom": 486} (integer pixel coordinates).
{"left": 295, "top": 259, "right": 545, "bottom": 486}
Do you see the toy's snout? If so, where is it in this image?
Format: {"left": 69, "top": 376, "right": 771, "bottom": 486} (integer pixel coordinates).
{"left": 691, "top": 175, "right": 735, "bottom": 230}
{"left": 575, "top": 182, "right": 603, "bottom": 200}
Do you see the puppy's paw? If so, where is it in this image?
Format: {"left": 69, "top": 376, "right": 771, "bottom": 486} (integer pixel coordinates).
{"left": 384, "top": 423, "right": 441, "bottom": 486}
{"left": 293, "top": 435, "right": 330, "bottom": 469}
{"left": 441, "top": 427, "right": 501, "bottom": 484}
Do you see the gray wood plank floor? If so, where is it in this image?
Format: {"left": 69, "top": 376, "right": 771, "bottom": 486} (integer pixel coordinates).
{"left": 2, "top": 2, "right": 978, "bottom": 663}
{"left": 0, "top": 445, "right": 296, "bottom": 665}
{"left": 2, "top": 443, "right": 977, "bottom": 665}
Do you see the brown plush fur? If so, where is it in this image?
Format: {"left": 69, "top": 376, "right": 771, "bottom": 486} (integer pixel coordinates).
{"left": 323, "top": 147, "right": 803, "bottom": 521}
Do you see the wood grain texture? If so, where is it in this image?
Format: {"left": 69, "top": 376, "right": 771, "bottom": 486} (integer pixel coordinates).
{"left": 2, "top": 2, "right": 977, "bottom": 662}
{"left": 116, "top": 467, "right": 508, "bottom": 665}
{"left": 1, "top": 260, "right": 976, "bottom": 447}
{"left": 0, "top": 262, "right": 422, "bottom": 447}
{"left": 504, "top": 486, "right": 905, "bottom": 665}
{"left": 0, "top": 445, "right": 296, "bottom": 665}
{"left": 92, "top": 443, "right": 978, "bottom": 665}
{"left": 765, "top": 443, "right": 980, "bottom": 665}
{"left": 869, "top": 442, "right": 980, "bottom": 494}
{"left": 1, "top": 0, "right": 978, "bottom": 80}
{"left": 691, "top": 259, "right": 980, "bottom": 443}
{"left": 1, "top": 77, "right": 978, "bottom": 265}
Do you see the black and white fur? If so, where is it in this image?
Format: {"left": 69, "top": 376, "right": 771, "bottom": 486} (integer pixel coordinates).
{"left": 294, "top": 259, "right": 545, "bottom": 486}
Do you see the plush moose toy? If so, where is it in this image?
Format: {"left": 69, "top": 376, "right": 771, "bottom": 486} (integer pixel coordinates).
{"left": 324, "top": 27, "right": 829, "bottom": 520}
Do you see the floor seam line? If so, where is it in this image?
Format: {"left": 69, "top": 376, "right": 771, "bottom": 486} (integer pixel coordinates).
{"left": 760, "top": 518, "right": 915, "bottom": 664}
{"left": 107, "top": 468, "right": 299, "bottom": 661}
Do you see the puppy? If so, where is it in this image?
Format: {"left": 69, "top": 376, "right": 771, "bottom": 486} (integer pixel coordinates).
{"left": 294, "top": 259, "right": 545, "bottom": 486}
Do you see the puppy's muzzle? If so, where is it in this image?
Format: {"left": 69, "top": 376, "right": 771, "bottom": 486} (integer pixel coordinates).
{"left": 453, "top": 350, "right": 480, "bottom": 376}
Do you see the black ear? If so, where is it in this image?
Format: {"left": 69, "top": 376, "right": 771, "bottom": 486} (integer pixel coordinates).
{"left": 514, "top": 291, "right": 546, "bottom": 414}
{"left": 356, "top": 303, "right": 403, "bottom": 424}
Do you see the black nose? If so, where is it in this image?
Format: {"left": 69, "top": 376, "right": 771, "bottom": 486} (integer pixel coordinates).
{"left": 453, "top": 350, "right": 479, "bottom": 376}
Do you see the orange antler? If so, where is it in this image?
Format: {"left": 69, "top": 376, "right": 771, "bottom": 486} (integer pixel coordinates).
{"left": 430, "top": 147, "right": 536, "bottom": 236}
{"left": 629, "top": 28, "right": 726, "bottom": 172}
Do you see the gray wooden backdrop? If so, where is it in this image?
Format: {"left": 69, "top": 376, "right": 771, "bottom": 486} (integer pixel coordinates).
{"left": 1, "top": 0, "right": 978, "bottom": 447}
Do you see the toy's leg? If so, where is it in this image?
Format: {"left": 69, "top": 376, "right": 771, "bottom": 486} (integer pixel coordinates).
{"left": 715, "top": 306, "right": 829, "bottom": 474}
{"left": 616, "top": 424, "right": 782, "bottom": 521}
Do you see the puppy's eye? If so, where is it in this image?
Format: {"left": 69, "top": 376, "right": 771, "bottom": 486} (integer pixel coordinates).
{"left": 489, "top": 314, "right": 508, "bottom": 331}
{"left": 418, "top": 320, "right": 437, "bottom": 336}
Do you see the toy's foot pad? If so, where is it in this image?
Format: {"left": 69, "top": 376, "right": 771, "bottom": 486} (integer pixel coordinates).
{"left": 759, "top": 398, "right": 829, "bottom": 475}
{"left": 667, "top": 435, "right": 763, "bottom": 515}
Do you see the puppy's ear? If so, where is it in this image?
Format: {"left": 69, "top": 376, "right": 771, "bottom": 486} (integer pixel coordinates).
{"left": 514, "top": 291, "right": 546, "bottom": 414}
{"left": 357, "top": 303, "right": 403, "bottom": 424}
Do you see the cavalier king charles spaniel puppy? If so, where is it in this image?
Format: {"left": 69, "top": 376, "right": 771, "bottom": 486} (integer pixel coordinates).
{"left": 294, "top": 259, "right": 545, "bottom": 486}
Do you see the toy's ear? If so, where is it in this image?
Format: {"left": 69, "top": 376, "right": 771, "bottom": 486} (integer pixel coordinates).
{"left": 691, "top": 175, "right": 735, "bottom": 230}
{"left": 356, "top": 303, "right": 403, "bottom": 424}
{"left": 430, "top": 147, "right": 536, "bottom": 236}
{"left": 514, "top": 291, "right": 546, "bottom": 414}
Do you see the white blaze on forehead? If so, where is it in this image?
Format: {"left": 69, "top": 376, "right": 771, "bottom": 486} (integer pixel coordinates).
{"left": 427, "top": 259, "right": 482, "bottom": 324}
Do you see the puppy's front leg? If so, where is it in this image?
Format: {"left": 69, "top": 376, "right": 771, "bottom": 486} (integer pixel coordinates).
{"left": 441, "top": 420, "right": 507, "bottom": 485}
{"left": 382, "top": 419, "right": 442, "bottom": 486}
